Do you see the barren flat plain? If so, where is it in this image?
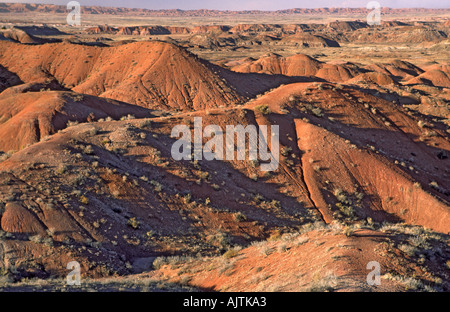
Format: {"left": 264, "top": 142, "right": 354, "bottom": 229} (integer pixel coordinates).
{"left": 0, "top": 3, "right": 449, "bottom": 292}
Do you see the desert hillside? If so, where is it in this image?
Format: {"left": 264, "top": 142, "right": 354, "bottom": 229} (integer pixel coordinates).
{"left": 0, "top": 7, "right": 449, "bottom": 292}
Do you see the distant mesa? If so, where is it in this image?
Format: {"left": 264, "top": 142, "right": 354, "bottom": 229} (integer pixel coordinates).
{"left": 0, "top": 27, "right": 59, "bottom": 44}
{"left": 279, "top": 33, "right": 340, "bottom": 48}
{"left": 1, "top": 3, "right": 448, "bottom": 16}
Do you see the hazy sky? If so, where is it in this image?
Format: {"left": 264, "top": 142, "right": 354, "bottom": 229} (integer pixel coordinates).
{"left": 1, "top": 0, "right": 448, "bottom": 10}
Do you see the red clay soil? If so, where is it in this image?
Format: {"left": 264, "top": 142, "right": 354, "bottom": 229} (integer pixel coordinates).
{"left": 146, "top": 227, "right": 449, "bottom": 291}
{"left": 0, "top": 41, "right": 243, "bottom": 111}
{"left": 230, "top": 53, "right": 323, "bottom": 76}
{"left": 0, "top": 37, "right": 448, "bottom": 290}
{"left": 347, "top": 72, "right": 397, "bottom": 86}
{"left": 244, "top": 82, "right": 450, "bottom": 233}
{"left": 0, "top": 27, "right": 48, "bottom": 44}
{"left": 228, "top": 54, "right": 419, "bottom": 84}
{"left": 279, "top": 33, "right": 340, "bottom": 47}
{"left": 0, "top": 87, "right": 152, "bottom": 152}
{"left": 364, "top": 60, "right": 424, "bottom": 82}
{"left": 406, "top": 70, "right": 450, "bottom": 88}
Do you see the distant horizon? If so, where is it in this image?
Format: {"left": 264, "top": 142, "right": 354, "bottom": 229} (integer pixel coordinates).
{"left": 0, "top": 0, "right": 449, "bottom": 11}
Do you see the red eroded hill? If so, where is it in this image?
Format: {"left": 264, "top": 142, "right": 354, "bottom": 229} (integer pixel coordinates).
{"left": 365, "top": 60, "right": 424, "bottom": 81}
{"left": 230, "top": 53, "right": 323, "bottom": 76}
{"left": 0, "top": 41, "right": 244, "bottom": 111}
{"left": 0, "top": 27, "right": 50, "bottom": 44}
{"left": 0, "top": 80, "right": 448, "bottom": 285}
{"left": 0, "top": 65, "right": 21, "bottom": 92}
{"left": 85, "top": 25, "right": 118, "bottom": 34}
{"left": 315, "top": 63, "right": 361, "bottom": 83}
{"left": 279, "top": 33, "right": 340, "bottom": 48}
{"left": 229, "top": 53, "right": 364, "bottom": 82}
{"left": 244, "top": 82, "right": 450, "bottom": 233}
{"left": 191, "top": 25, "right": 230, "bottom": 34}
{"left": 347, "top": 72, "right": 397, "bottom": 86}
{"left": 147, "top": 226, "right": 449, "bottom": 291}
{"left": 406, "top": 70, "right": 450, "bottom": 88}
{"left": 0, "top": 87, "right": 152, "bottom": 152}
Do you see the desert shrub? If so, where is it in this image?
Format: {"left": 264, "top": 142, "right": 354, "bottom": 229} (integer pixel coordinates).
{"left": 336, "top": 203, "right": 355, "bottom": 219}
{"left": 313, "top": 165, "right": 322, "bottom": 172}
{"left": 429, "top": 181, "right": 440, "bottom": 190}
{"left": 223, "top": 248, "right": 240, "bottom": 259}
{"left": 56, "top": 164, "right": 68, "bottom": 175}
{"left": 269, "top": 200, "right": 281, "bottom": 209}
{"left": 311, "top": 107, "right": 324, "bottom": 117}
{"left": 407, "top": 235, "right": 429, "bottom": 249}
{"left": 219, "top": 262, "right": 235, "bottom": 276}
{"left": 308, "top": 273, "right": 338, "bottom": 292}
{"left": 66, "top": 120, "right": 79, "bottom": 127}
{"left": 79, "top": 195, "right": 89, "bottom": 205}
{"left": 260, "top": 246, "right": 273, "bottom": 256}
{"left": 198, "top": 171, "right": 210, "bottom": 181}
{"left": 278, "top": 244, "right": 287, "bottom": 253}
{"left": 333, "top": 188, "right": 347, "bottom": 202}
{"left": 208, "top": 231, "right": 232, "bottom": 249}
{"left": 140, "top": 120, "right": 152, "bottom": 128}
{"left": 152, "top": 257, "right": 168, "bottom": 270}
{"left": 120, "top": 114, "right": 135, "bottom": 121}
{"left": 88, "top": 127, "right": 98, "bottom": 136}
{"left": 28, "top": 235, "right": 43, "bottom": 244}
{"left": 127, "top": 217, "right": 140, "bottom": 229}
{"left": 382, "top": 273, "right": 425, "bottom": 291}
{"left": 139, "top": 132, "right": 147, "bottom": 140}
{"left": 42, "top": 237, "right": 54, "bottom": 247}
{"left": 398, "top": 244, "right": 417, "bottom": 257}
{"left": 254, "top": 104, "right": 271, "bottom": 115}
{"left": 296, "top": 236, "right": 309, "bottom": 246}
{"left": 342, "top": 226, "right": 354, "bottom": 237}
{"left": 253, "top": 193, "right": 264, "bottom": 203}
{"left": 233, "top": 212, "right": 247, "bottom": 222}
{"left": 150, "top": 180, "right": 163, "bottom": 192}
{"left": 139, "top": 176, "right": 148, "bottom": 182}
{"left": 182, "top": 193, "right": 192, "bottom": 204}
{"left": 267, "top": 230, "right": 282, "bottom": 241}
{"left": 0, "top": 152, "right": 9, "bottom": 162}
{"left": 250, "top": 174, "right": 258, "bottom": 181}
{"left": 300, "top": 221, "right": 327, "bottom": 234}
{"left": 281, "top": 146, "right": 292, "bottom": 156}
{"left": 83, "top": 145, "right": 94, "bottom": 155}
